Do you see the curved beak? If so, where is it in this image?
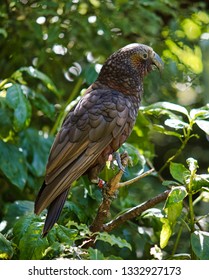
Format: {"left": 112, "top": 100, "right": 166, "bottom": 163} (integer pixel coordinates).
{"left": 152, "top": 52, "right": 164, "bottom": 73}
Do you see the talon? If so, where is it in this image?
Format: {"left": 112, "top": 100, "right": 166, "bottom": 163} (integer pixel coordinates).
{"left": 113, "top": 152, "right": 126, "bottom": 173}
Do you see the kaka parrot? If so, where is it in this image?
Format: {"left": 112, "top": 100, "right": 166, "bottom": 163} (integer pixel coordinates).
{"left": 34, "top": 43, "right": 164, "bottom": 236}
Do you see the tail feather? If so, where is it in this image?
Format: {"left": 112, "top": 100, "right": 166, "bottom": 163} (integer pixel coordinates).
{"left": 42, "top": 189, "right": 69, "bottom": 237}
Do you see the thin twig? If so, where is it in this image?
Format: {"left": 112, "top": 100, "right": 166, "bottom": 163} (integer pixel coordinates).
{"left": 118, "top": 168, "right": 155, "bottom": 188}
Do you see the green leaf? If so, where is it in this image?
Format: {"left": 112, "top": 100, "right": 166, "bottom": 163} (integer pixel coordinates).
{"left": 24, "top": 86, "right": 55, "bottom": 120}
{"left": 191, "top": 174, "right": 209, "bottom": 193}
{"left": 0, "top": 99, "right": 13, "bottom": 138}
{"left": 13, "top": 214, "right": 49, "bottom": 260}
{"left": 160, "top": 102, "right": 188, "bottom": 116}
{"left": 20, "top": 128, "right": 53, "bottom": 177}
{"left": 17, "top": 67, "right": 59, "bottom": 96}
{"left": 160, "top": 186, "right": 187, "bottom": 248}
{"left": 190, "top": 107, "right": 209, "bottom": 120}
{"left": 6, "top": 84, "right": 31, "bottom": 131}
{"left": 195, "top": 120, "right": 209, "bottom": 135}
{"left": 4, "top": 200, "right": 34, "bottom": 231}
{"left": 162, "top": 180, "right": 180, "bottom": 187}
{"left": 0, "top": 233, "right": 13, "bottom": 260}
{"left": 96, "top": 232, "right": 132, "bottom": 251}
{"left": 83, "top": 64, "right": 98, "bottom": 85}
{"left": 0, "top": 105, "right": 13, "bottom": 138}
{"left": 0, "top": 140, "right": 27, "bottom": 189}
{"left": 170, "top": 162, "right": 190, "bottom": 184}
{"left": 88, "top": 248, "right": 105, "bottom": 260}
{"left": 152, "top": 124, "right": 182, "bottom": 139}
{"left": 165, "top": 201, "right": 183, "bottom": 224}
{"left": 160, "top": 218, "right": 172, "bottom": 249}
{"left": 32, "top": 93, "right": 55, "bottom": 120}
{"left": 64, "top": 201, "right": 86, "bottom": 222}
{"left": 55, "top": 225, "right": 78, "bottom": 244}
{"left": 165, "top": 186, "right": 188, "bottom": 206}
{"left": 13, "top": 214, "right": 38, "bottom": 245}
{"left": 191, "top": 231, "right": 209, "bottom": 260}
{"left": 164, "top": 118, "right": 189, "bottom": 130}
{"left": 142, "top": 102, "right": 189, "bottom": 117}
{"left": 164, "top": 187, "right": 187, "bottom": 224}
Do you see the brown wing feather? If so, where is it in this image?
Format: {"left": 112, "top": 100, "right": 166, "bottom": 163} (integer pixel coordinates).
{"left": 35, "top": 88, "right": 131, "bottom": 214}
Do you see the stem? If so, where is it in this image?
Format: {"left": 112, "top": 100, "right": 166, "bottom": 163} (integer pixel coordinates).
{"left": 187, "top": 164, "right": 196, "bottom": 233}
{"left": 171, "top": 223, "right": 183, "bottom": 256}
{"left": 188, "top": 191, "right": 195, "bottom": 233}
{"left": 118, "top": 168, "right": 154, "bottom": 188}
{"left": 158, "top": 127, "right": 193, "bottom": 175}
{"left": 187, "top": 166, "right": 197, "bottom": 259}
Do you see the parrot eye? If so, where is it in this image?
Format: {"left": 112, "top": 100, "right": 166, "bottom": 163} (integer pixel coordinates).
{"left": 142, "top": 53, "right": 148, "bottom": 60}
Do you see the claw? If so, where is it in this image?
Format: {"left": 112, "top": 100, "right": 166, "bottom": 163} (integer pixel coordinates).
{"left": 113, "top": 152, "right": 126, "bottom": 173}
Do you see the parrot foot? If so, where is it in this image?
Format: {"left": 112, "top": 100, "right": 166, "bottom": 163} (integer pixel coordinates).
{"left": 112, "top": 152, "right": 126, "bottom": 173}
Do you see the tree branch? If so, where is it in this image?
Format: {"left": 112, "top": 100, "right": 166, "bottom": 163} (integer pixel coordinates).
{"left": 103, "top": 190, "right": 170, "bottom": 232}
{"left": 82, "top": 153, "right": 169, "bottom": 249}
{"left": 89, "top": 152, "right": 130, "bottom": 233}
{"left": 89, "top": 153, "right": 156, "bottom": 233}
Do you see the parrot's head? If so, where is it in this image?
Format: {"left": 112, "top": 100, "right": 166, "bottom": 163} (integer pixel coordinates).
{"left": 97, "top": 43, "right": 164, "bottom": 95}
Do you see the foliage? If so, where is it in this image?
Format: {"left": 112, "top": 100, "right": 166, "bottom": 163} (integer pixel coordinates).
{"left": 0, "top": 0, "right": 209, "bottom": 260}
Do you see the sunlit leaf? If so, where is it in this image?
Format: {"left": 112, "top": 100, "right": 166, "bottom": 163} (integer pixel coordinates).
{"left": 165, "top": 186, "right": 187, "bottom": 206}
{"left": 170, "top": 162, "right": 190, "bottom": 183}
{"left": 165, "top": 201, "right": 183, "bottom": 224}
{"left": 195, "top": 120, "right": 209, "bottom": 135}
{"left": 164, "top": 187, "right": 187, "bottom": 225}
{"left": 191, "top": 174, "right": 209, "bottom": 193}
{"left": 160, "top": 186, "right": 187, "bottom": 248}
{"left": 164, "top": 118, "right": 189, "bottom": 130}
{"left": 160, "top": 218, "right": 172, "bottom": 249}
{"left": 190, "top": 107, "right": 209, "bottom": 120}
{"left": 142, "top": 102, "right": 189, "bottom": 117}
